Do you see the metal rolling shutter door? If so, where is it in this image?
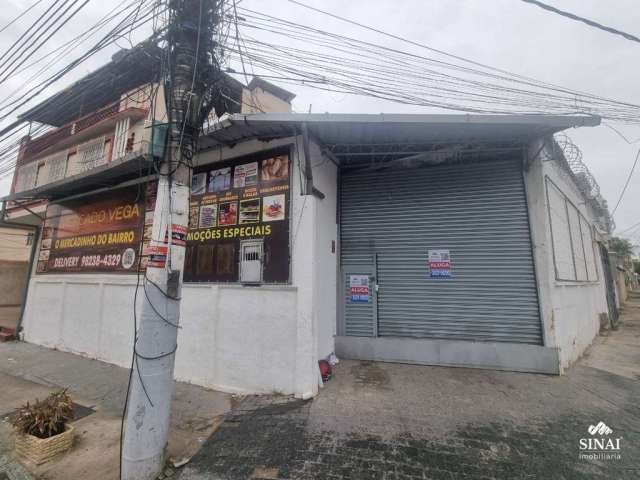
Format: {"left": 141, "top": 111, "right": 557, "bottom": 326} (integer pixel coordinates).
{"left": 340, "top": 159, "right": 542, "bottom": 345}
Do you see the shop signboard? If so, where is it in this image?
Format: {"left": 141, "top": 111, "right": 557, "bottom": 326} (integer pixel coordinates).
{"left": 36, "top": 186, "right": 146, "bottom": 274}
{"left": 428, "top": 249, "right": 451, "bottom": 277}
{"left": 36, "top": 151, "right": 291, "bottom": 282}
{"left": 184, "top": 151, "right": 291, "bottom": 283}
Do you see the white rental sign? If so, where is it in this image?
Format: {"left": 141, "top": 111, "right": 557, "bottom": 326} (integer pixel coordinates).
{"left": 428, "top": 249, "right": 451, "bottom": 277}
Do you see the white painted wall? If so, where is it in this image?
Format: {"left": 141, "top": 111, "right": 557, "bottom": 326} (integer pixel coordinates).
{"left": 22, "top": 134, "right": 339, "bottom": 398}
{"left": 525, "top": 139, "right": 609, "bottom": 372}
{"left": 309, "top": 142, "right": 338, "bottom": 360}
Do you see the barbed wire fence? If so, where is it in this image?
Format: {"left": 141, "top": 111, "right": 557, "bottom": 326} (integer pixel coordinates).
{"left": 553, "top": 132, "right": 614, "bottom": 233}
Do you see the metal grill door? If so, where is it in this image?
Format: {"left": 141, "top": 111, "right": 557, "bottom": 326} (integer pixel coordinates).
{"left": 340, "top": 158, "right": 542, "bottom": 345}
{"left": 342, "top": 266, "right": 377, "bottom": 337}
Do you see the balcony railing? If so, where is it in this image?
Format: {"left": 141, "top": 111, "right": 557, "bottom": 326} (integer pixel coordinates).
{"left": 14, "top": 130, "right": 152, "bottom": 194}
{"left": 20, "top": 103, "right": 122, "bottom": 164}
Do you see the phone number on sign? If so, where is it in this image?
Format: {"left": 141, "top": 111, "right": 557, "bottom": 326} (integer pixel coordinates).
{"left": 51, "top": 254, "right": 122, "bottom": 269}
{"left": 81, "top": 254, "right": 122, "bottom": 268}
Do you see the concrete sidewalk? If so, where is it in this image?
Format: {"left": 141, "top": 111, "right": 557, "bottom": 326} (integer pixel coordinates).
{"left": 179, "top": 295, "right": 640, "bottom": 480}
{"left": 0, "top": 343, "right": 233, "bottom": 480}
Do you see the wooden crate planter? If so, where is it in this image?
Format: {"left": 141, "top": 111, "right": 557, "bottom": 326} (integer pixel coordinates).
{"left": 15, "top": 425, "right": 74, "bottom": 465}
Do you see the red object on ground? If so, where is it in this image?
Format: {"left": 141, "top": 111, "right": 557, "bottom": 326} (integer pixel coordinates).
{"left": 319, "top": 360, "right": 332, "bottom": 382}
{"left": 0, "top": 327, "right": 15, "bottom": 342}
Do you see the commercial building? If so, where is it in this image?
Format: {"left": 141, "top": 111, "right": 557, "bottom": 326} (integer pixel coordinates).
{"left": 2, "top": 47, "right": 617, "bottom": 398}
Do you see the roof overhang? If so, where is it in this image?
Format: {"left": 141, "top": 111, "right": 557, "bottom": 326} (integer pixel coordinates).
{"left": 19, "top": 41, "right": 163, "bottom": 127}
{"left": 1, "top": 153, "right": 155, "bottom": 204}
{"left": 199, "top": 113, "right": 601, "bottom": 150}
{"left": 17, "top": 38, "right": 257, "bottom": 129}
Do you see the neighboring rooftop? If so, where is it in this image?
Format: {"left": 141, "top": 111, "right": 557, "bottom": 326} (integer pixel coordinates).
{"left": 247, "top": 77, "right": 296, "bottom": 103}
{"left": 17, "top": 43, "right": 294, "bottom": 129}
{"left": 18, "top": 41, "right": 163, "bottom": 127}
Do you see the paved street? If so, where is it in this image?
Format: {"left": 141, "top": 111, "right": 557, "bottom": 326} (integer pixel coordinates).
{"left": 0, "top": 298, "right": 638, "bottom": 480}
{"left": 179, "top": 294, "right": 640, "bottom": 480}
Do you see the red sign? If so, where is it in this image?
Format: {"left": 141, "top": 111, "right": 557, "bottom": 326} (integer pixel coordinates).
{"left": 350, "top": 286, "right": 369, "bottom": 295}
{"left": 164, "top": 224, "right": 188, "bottom": 247}
{"left": 429, "top": 261, "right": 451, "bottom": 269}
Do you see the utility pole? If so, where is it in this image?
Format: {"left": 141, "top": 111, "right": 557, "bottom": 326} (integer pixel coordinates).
{"left": 122, "top": 1, "right": 221, "bottom": 479}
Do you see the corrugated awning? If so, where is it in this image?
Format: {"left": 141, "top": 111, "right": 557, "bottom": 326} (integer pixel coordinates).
{"left": 1, "top": 154, "right": 155, "bottom": 203}
{"left": 198, "top": 112, "right": 601, "bottom": 150}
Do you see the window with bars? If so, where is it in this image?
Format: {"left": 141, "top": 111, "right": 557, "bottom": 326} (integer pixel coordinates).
{"left": 77, "top": 136, "right": 106, "bottom": 172}
{"left": 545, "top": 177, "right": 599, "bottom": 282}
{"left": 46, "top": 151, "right": 68, "bottom": 183}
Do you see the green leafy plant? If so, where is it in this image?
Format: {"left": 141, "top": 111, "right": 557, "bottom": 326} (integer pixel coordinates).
{"left": 609, "top": 236, "right": 634, "bottom": 256}
{"left": 11, "top": 390, "right": 74, "bottom": 439}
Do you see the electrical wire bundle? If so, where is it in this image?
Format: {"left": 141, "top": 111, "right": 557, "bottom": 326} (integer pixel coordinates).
{"left": 5, "top": 0, "right": 640, "bottom": 185}
{"left": 2, "top": 0, "right": 640, "bottom": 233}
{"left": 0, "top": 0, "right": 162, "bottom": 181}
{"left": 222, "top": 6, "right": 640, "bottom": 124}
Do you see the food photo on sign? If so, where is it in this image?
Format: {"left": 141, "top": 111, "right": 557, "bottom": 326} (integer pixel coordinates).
{"left": 262, "top": 194, "right": 285, "bottom": 222}
{"left": 239, "top": 198, "right": 260, "bottom": 224}
{"left": 218, "top": 201, "right": 238, "bottom": 226}
{"left": 262, "top": 156, "right": 289, "bottom": 181}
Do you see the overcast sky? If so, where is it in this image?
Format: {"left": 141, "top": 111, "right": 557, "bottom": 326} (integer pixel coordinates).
{"left": 2, "top": 0, "right": 639, "bottom": 243}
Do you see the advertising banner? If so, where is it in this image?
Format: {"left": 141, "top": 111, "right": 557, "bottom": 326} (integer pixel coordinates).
{"left": 184, "top": 151, "right": 291, "bottom": 283}
{"left": 36, "top": 151, "right": 291, "bottom": 283}
{"left": 37, "top": 186, "right": 146, "bottom": 274}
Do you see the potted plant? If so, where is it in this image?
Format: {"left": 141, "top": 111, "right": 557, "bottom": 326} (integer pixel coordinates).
{"left": 11, "top": 389, "right": 75, "bottom": 465}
